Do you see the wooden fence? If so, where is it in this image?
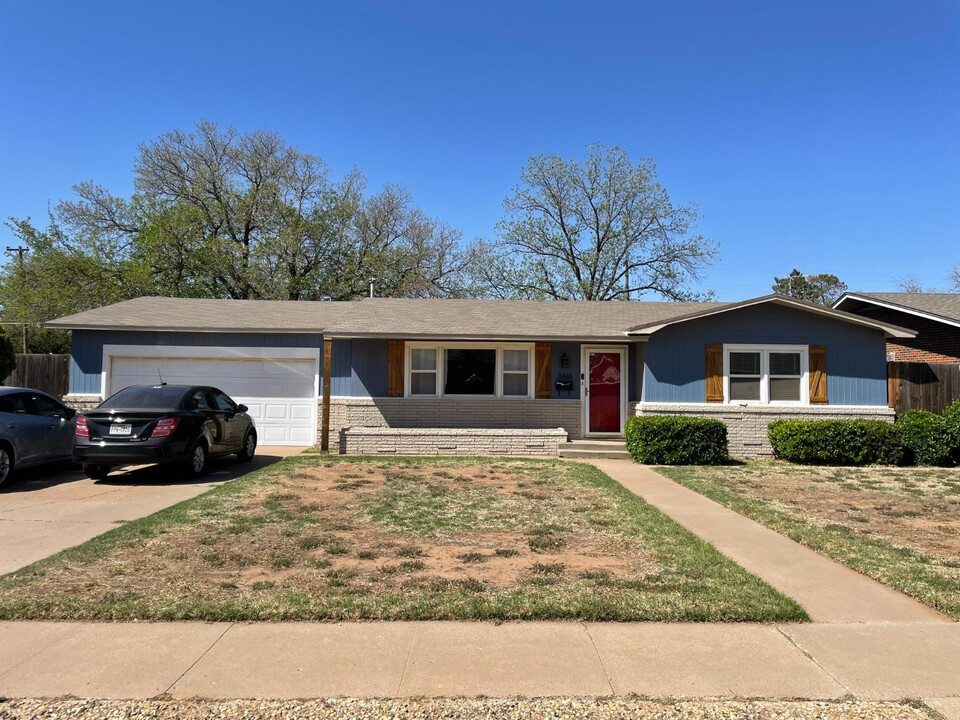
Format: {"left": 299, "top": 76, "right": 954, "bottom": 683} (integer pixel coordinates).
{"left": 887, "top": 361, "right": 960, "bottom": 415}
{"left": 1, "top": 354, "right": 70, "bottom": 398}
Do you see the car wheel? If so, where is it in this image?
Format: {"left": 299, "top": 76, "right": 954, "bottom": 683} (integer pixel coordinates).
{"left": 186, "top": 441, "right": 208, "bottom": 478}
{"left": 0, "top": 445, "right": 13, "bottom": 487}
{"left": 237, "top": 431, "right": 256, "bottom": 462}
{"left": 84, "top": 464, "right": 110, "bottom": 480}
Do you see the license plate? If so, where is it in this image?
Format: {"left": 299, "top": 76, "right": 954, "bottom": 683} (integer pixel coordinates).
{"left": 108, "top": 424, "right": 132, "bottom": 436}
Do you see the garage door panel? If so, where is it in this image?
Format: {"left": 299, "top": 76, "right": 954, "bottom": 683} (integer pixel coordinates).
{"left": 108, "top": 354, "right": 317, "bottom": 447}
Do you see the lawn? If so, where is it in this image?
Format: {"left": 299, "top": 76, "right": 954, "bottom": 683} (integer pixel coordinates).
{"left": 0, "top": 456, "right": 804, "bottom": 622}
{"left": 659, "top": 462, "right": 960, "bottom": 618}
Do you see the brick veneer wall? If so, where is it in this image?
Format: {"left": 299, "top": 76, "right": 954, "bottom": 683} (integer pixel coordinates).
{"left": 323, "top": 397, "right": 582, "bottom": 450}
{"left": 848, "top": 307, "right": 960, "bottom": 363}
{"left": 63, "top": 394, "right": 104, "bottom": 412}
{"left": 341, "top": 427, "right": 568, "bottom": 456}
{"left": 636, "top": 403, "right": 895, "bottom": 459}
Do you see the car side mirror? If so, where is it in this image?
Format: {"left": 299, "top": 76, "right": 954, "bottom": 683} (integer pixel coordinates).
{"left": 238, "top": 404, "right": 248, "bottom": 413}
{"left": 63, "top": 408, "right": 76, "bottom": 420}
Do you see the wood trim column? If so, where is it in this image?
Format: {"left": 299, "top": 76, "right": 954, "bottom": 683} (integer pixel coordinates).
{"left": 387, "top": 341, "right": 405, "bottom": 397}
{"left": 534, "top": 343, "right": 551, "bottom": 399}
{"left": 809, "top": 344, "right": 827, "bottom": 404}
{"left": 321, "top": 337, "right": 332, "bottom": 452}
{"left": 705, "top": 343, "right": 724, "bottom": 402}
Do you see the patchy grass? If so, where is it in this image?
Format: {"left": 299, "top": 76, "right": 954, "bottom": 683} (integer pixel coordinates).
{"left": 0, "top": 456, "right": 805, "bottom": 622}
{"left": 659, "top": 461, "right": 960, "bottom": 618}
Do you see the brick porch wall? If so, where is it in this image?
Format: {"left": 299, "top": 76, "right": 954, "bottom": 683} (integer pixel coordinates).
{"left": 341, "top": 427, "right": 567, "bottom": 456}
{"left": 636, "top": 403, "right": 895, "bottom": 459}
{"left": 323, "top": 397, "right": 583, "bottom": 450}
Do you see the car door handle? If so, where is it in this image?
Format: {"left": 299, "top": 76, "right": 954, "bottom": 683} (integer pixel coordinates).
{"left": 7, "top": 423, "right": 17, "bottom": 429}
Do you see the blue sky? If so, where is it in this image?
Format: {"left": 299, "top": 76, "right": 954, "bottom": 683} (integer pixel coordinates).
{"left": 1, "top": 0, "right": 957, "bottom": 300}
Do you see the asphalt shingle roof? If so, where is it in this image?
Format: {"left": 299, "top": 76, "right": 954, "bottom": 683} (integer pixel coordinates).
{"left": 45, "top": 296, "right": 350, "bottom": 333}
{"left": 46, "top": 294, "right": 915, "bottom": 339}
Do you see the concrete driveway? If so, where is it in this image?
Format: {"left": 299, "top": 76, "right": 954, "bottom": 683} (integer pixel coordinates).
{"left": 0, "top": 446, "right": 303, "bottom": 576}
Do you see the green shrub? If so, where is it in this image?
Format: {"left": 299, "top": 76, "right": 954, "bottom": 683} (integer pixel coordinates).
{"left": 625, "top": 415, "right": 729, "bottom": 465}
{"left": 942, "top": 398, "right": 960, "bottom": 465}
{"left": 767, "top": 419, "right": 903, "bottom": 466}
{"left": 897, "top": 409, "right": 956, "bottom": 467}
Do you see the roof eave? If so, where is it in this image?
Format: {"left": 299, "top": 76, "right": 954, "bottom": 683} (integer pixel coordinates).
{"left": 833, "top": 293, "right": 960, "bottom": 330}
{"left": 624, "top": 295, "right": 917, "bottom": 339}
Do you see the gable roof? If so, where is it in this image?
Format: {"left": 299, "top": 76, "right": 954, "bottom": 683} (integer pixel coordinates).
{"left": 833, "top": 292, "right": 960, "bottom": 329}
{"left": 624, "top": 294, "right": 916, "bottom": 338}
{"left": 45, "top": 293, "right": 915, "bottom": 340}
{"left": 45, "top": 296, "right": 350, "bottom": 333}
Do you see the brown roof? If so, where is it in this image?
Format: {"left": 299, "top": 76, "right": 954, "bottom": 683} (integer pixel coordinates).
{"left": 323, "top": 298, "right": 726, "bottom": 340}
{"left": 834, "top": 292, "right": 960, "bottom": 326}
{"left": 46, "top": 294, "right": 914, "bottom": 339}
{"left": 45, "top": 296, "right": 348, "bottom": 333}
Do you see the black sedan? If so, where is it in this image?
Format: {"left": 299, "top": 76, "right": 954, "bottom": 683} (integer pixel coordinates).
{"left": 74, "top": 384, "right": 257, "bottom": 479}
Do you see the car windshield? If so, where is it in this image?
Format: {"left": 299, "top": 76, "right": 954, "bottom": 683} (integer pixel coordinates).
{"left": 100, "top": 385, "right": 190, "bottom": 410}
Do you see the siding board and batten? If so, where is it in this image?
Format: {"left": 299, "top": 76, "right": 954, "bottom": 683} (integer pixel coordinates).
{"left": 641, "top": 304, "right": 888, "bottom": 406}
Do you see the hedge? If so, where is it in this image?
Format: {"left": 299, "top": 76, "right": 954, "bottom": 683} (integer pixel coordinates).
{"left": 898, "top": 400, "right": 960, "bottom": 467}
{"left": 767, "top": 419, "right": 903, "bottom": 466}
{"left": 625, "top": 415, "right": 729, "bottom": 465}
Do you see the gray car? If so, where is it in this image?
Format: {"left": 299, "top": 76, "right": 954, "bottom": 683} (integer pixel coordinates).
{"left": 0, "top": 387, "right": 77, "bottom": 486}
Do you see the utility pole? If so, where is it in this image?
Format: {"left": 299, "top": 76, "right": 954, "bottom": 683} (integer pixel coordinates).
{"left": 5, "top": 246, "right": 29, "bottom": 353}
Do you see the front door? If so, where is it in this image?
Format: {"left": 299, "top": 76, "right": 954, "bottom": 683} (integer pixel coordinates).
{"left": 585, "top": 349, "right": 625, "bottom": 435}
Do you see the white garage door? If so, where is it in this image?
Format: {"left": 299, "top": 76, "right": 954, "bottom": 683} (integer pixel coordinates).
{"left": 106, "top": 351, "right": 318, "bottom": 446}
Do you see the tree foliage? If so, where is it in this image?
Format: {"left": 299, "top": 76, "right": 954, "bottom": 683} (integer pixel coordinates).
{"left": 772, "top": 269, "right": 847, "bottom": 306}
{"left": 475, "top": 144, "right": 716, "bottom": 301}
{"left": 0, "top": 326, "right": 17, "bottom": 381}
{"left": 57, "top": 121, "right": 477, "bottom": 301}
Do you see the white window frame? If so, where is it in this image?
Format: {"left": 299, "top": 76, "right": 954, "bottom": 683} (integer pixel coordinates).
{"left": 722, "top": 344, "right": 809, "bottom": 406}
{"left": 404, "top": 341, "right": 534, "bottom": 399}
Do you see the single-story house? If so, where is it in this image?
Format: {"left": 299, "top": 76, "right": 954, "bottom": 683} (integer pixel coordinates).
{"left": 832, "top": 292, "right": 960, "bottom": 364}
{"left": 47, "top": 293, "right": 915, "bottom": 457}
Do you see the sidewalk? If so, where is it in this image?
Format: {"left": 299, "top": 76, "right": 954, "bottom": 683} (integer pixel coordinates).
{"left": 1, "top": 620, "right": 958, "bottom": 701}
{"left": 588, "top": 459, "right": 948, "bottom": 623}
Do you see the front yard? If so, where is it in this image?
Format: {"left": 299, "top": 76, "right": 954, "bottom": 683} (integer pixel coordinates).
{"left": 659, "top": 462, "right": 960, "bottom": 618}
{"left": 0, "top": 456, "right": 804, "bottom": 622}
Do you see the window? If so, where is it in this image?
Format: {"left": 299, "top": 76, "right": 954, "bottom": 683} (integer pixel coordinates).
{"left": 27, "top": 393, "right": 69, "bottom": 418}
{"left": 502, "top": 349, "right": 530, "bottom": 396}
{"left": 406, "top": 343, "right": 532, "bottom": 398}
{"left": 445, "top": 348, "right": 496, "bottom": 395}
{"left": 729, "top": 352, "right": 762, "bottom": 401}
{"left": 724, "top": 346, "right": 807, "bottom": 405}
{"left": 211, "top": 391, "right": 238, "bottom": 413}
{"left": 410, "top": 348, "right": 438, "bottom": 396}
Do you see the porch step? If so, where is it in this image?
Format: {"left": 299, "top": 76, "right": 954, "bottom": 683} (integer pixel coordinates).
{"left": 558, "top": 440, "right": 632, "bottom": 460}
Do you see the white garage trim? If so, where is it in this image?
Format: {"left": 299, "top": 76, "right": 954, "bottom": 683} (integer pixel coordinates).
{"left": 101, "top": 344, "right": 321, "bottom": 446}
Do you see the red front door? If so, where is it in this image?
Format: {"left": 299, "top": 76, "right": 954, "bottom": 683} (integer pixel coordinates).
{"left": 588, "top": 351, "right": 622, "bottom": 434}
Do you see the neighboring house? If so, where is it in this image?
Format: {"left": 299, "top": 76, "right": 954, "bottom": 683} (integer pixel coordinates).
{"left": 47, "top": 293, "right": 914, "bottom": 457}
{"left": 833, "top": 292, "right": 960, "bottom": 364}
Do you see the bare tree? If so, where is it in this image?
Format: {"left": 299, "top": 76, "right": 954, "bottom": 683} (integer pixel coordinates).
{"left": 475, "top": 145, "right": 717, "bottom": 301}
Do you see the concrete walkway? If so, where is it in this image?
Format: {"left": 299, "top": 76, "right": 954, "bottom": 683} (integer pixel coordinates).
{"left": 589, "top": 459, "right": 949, "bottom": 623}
{"left": 0, "top": 446, "right": 302, "bottom": 575}
{"left": 0, "top": 620, "right": 958, "bottom": 701}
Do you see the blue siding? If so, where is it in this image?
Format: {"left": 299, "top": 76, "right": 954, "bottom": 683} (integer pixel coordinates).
{"left": 642, "top": 304, "right": 888, "bottom": 405}
{"left": 550, "top": 342, "right": 581, "bottom": 399}
{"left": 69, "top": 330, "right": 324, "bottom": 395}
{"left": 330, "top": 338, "right": 388, "bottom": 397}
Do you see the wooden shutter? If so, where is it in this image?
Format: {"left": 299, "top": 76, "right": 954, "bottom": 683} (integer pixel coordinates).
{"left": 387, "top": 340, "right": 405, "bottom": 397}
{"left": 809, "top": 344, "right": 827, "bottom": 404}
{"left": 705, "top": 343, "right": 724, "bottom": 403}
{"left": 534, "top": 343, "right": 551, "bottom": 399}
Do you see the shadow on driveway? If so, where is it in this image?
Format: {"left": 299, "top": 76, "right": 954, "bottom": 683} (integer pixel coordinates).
{"left": 0, "top": 446, "right": 301, "bottom": 495}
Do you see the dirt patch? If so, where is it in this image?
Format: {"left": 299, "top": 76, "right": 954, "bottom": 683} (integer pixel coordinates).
{"left": 712, "top": 464, "right": 960, "bottom": 563}
{"left": 6, "top": 460, "right": 657, "bottom": 611}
